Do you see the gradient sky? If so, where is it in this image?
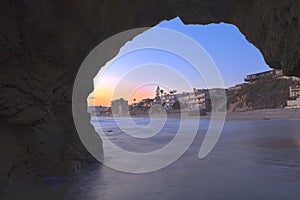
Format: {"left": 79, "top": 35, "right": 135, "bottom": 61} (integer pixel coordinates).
{"left": 89, "top": 17, "right": 270, "bottom": 106}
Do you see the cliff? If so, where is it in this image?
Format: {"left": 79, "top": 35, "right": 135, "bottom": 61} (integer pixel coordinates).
{"left": 227, "top": 79, "right": 291, "bottom": 112}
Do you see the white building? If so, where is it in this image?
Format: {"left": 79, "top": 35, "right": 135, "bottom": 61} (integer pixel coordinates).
{"left": 111, "top": 98, "right": 129, "bottom": 116}
{"left": 287, "top": 98, "right": 300, "bottom": 108}
{"left": 244, "top": 69, "right": 300, "bottom": 83}
{"left": 286, "top": 85, "right": 300, "bottom": 108}
{"left": 244, "top": 69, "right": 282, "bottom": 83}
{"left": 153, "top": 87, "right": 210, "bottom": 111}
{"left": 161, "top": 92, "right": 176, "bottom": 111}
{"left": 176, "top": 89, "right": 208, "bottom": 111}
{"left": 289, "top": 85, "right": 300, "bottom": 98}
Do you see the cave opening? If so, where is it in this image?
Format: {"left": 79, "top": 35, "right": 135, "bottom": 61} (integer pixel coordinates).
{"left": 87, "top": 17, "right": 270, "bottom": 120}
{"left": 74, "top": 17, "right": 282, "bottom": 166}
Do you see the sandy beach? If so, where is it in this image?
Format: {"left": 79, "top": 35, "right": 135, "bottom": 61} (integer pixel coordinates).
{"left": 10, "top": 111, "right": 300, "bottom": 200}
{"left": 221, "top": 108, "right": 300, "bottom": 120}
{"left": 101, "top": 108, "right": 300, "bottom": 120}
{"left": 192, "top": 108, "right": 300, "bottom": 120}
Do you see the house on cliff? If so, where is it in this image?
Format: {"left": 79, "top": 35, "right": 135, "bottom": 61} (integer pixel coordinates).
{"left": 286, "top": 85, "right": 300, "bottom": 108}
{"left": 245, "top": 69, "right": 300, "bottom": 83}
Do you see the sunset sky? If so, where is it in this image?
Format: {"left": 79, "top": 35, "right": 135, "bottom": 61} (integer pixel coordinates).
{"left": 88, "top": 17, "right": 270, "bottom": 107}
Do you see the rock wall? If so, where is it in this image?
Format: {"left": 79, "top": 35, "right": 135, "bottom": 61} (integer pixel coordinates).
{"left": 0, "top": 0, "right": 299, "bottom": 185}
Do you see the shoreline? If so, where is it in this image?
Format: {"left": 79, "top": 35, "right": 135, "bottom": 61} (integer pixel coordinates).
{"left": 94, "top": 108, "right": 300, "bottom": 121}
{"left": 222, "top": 108, "right": 300, "bottom": 120}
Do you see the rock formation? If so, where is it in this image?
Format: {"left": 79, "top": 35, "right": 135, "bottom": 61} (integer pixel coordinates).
{"left": 0, "top": 0, "right": 299, "bottom": 185}
{"left": 227, "top": 79, "right": 290, "bottom": 112}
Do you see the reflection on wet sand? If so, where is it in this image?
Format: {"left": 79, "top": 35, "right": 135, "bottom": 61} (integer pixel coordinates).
{"left": 2, "top": 119, "right": 300, "bottom": 200}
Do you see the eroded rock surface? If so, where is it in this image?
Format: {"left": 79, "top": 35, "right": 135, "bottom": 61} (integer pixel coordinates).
{"left": 0, "top": 0, "right": 299, "bottom": 186}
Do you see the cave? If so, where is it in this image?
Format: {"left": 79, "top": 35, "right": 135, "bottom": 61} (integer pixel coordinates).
{"left": 0, "top": 0, "right": 299, "bottom": 186}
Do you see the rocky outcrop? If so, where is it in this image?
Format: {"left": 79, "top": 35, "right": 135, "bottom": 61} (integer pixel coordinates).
{"left": 227, "top": 94, "right": 253, "bottom": 112}
{"left": 227, "top": 79, "right": 291, "bottom": 112}
{"left": 0, "top": 0, "right": 299, "bottom": 185}
{"left": 0, "top": 0, "right": 104, "bottom": 186}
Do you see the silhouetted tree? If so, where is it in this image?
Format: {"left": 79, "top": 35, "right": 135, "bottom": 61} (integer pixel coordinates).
{"left": 172, "top": 100, "right": 181, "bottom": 109}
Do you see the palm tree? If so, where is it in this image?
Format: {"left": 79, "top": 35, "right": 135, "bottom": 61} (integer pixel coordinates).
{"left": 133, "top": 98, "right": 136, "bottom": 107}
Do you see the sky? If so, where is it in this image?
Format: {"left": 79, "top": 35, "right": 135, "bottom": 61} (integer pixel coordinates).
{"left": 89, "top": 17, "right": 270, "bottom": 106}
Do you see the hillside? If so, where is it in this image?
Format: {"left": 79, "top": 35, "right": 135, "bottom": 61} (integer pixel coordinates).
{"left": 227, "top": 79, "right": 291, "bottom": 112}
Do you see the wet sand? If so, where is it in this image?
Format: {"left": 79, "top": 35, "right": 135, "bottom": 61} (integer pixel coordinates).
{"left": 108, "top": 108, "right": 300, "bottom": 120}
{"left": 2, "top": 118, "right": 300, "bottom": 200}
{"left": 222, "top": 108, "right": 300, "bottom": 120}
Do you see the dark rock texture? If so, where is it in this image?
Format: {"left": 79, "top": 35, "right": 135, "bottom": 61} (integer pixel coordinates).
{"left": 0, "top": 0, "right": 299, "bottom": 186}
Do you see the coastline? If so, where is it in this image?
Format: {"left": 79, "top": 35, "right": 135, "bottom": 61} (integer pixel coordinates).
{"left": 96, "top": 108, "right": 300, "bottom": 121}
{"left": 222, "top": 108, "right": 300, "bottom": 120}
